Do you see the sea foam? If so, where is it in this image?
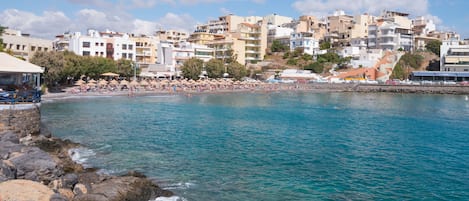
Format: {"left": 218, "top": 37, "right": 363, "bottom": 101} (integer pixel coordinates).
{"left": 68, "top": 147, "right": 96, "bottom": 168}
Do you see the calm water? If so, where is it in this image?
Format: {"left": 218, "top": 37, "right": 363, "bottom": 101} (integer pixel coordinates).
{"left": 41, "top": 92, "right": 469, "bottom": 200}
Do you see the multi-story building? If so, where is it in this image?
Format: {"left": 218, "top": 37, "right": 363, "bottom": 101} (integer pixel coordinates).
{"left": 130, "top": 35, "right": 159, "bottom": 65}
{"left": 327, "top": 10, "right": 354, "bottom": 47}
{"left": 296, "top": 15, "right": 328, "bottom": 40}
{"left": 207, "top": 34, "right": 245, "bottom": 65}
{"left": 232, "top": 22, "right": 268, "bottom": 64}
{"left": 187, "top": 31, "right": 216, "bottom": 45}
{"left": 351, "top": 14, "right": 376, "bottom": 39}
{"left": 290, "top": 32, "right": 320, "bottom": 56}
{"left": 196, "top": 14, "right": 246, "bottom": 34}
{"left": 1, "top": 28, "right": 53, "bottom": 61}
{"left": 368, "top": 20, "right": 413, "bottom": 51}
{"left": 427, "top": 31, "right": 461, "bottom": 41}
{"left": 155, "top": 30, "right": 189, "bottom": 46}
{"left": 263, "top": 14, "right": 293, "bottom": 27}
{"left": 440, "top": 39, "right": 469, "bottom": 72}
{"left": 380, "top": 11, "right": 412, "bottom": 30}
{"left": 54, "top": 32, "right": 72, "bottom": 52}
{"left": 69, "top": 29, "right": 135, "bottom": 61}
{"left": 412, "top": 16, "right": 436, "bottom": 36}
{"left": 267, "top": 26, "right": 294, "bottom": 49}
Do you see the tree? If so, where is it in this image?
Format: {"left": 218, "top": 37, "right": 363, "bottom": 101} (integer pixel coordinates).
{"left": 115, "top": 59, "right": 134, "bottom": 78}
{"left": 181, "top": 58, "right": 203, "bottom": 80}
{"left": 30, "top": 51, "right": 65, "bottom": 86}
{"left": 305, "top": 62, "right": 324, "bottom": 73}
{"left": 227, "top": 62, "right": 247, "bottom": 80}
{"left": 0, "top": 25, "right": 4, "bottom": 52}
{"left": 205, "top": 58, "right": 225, "bottom": 78}
{"left": 271, "top": 40, "right": 288, "bottom": 52}
{"left": 319, "top": 41, "right": 331, "bottom": 50}
{"left": 425, "top": 40, "right": 442, "bottom": 56}
{"left": 390, "top": 63, "right": 405, "bottom": 80}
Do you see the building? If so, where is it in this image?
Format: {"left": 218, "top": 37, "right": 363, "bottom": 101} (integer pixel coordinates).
{"left": 380, "top": 11, "right": 412, "bottom": 30}
{"left": 1, "top": 29, "right": 53, "bottom": 61}
{"left": 155, "top": 30, "right": 189, "bottom": 46}
{"left": 440, "top": 39, "right": 469, "bottom": 72}
{"left": 69, "top": 29, "right": 136, "bottom": 61}
{"left": 412, "top": 16, "right": 436, "bottom": 36}
{"left": 232, "top": 22, "right": 268, "bottom": 64}
{"left": 130, "top": 35, "right": 159, "bottom": 65}
{"left": 351, "top": 14, "right": 376, "bottom": 39}
{"left": 207, "top": 34, "right": 245, "bottom": 65}
{"left": 267, "top": 26, "right": 294, "bottom": 49}
{"left": 327, "top": 10, "right": 354, "bottom": 47}
{"left": 263, "top": 14, "right": 293, "bottom": 26}
{"left": 187, "top": 31, "right": 216, "bottom": 45}
{"left": 368, "top": 20, "right": 413, "bottom": 51}
{"left": 290, "top": 32, "right": 320, "bottom": 56}
{"left": 196, "top": 14, "right": 246, "bottom": 34}
{"left": 53, "top": 32, "right": 72, "bottom": 52}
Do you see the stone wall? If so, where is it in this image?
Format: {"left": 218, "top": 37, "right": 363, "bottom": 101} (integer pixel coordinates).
{"left": 0, "top": 104, "right": 41, "bottom": 137}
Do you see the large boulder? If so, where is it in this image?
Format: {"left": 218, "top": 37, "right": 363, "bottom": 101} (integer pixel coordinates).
{"left": 0, "top": 131, "right": 19, "bottom": 143}
{"left": 0, "top": 179, "right": 55, "bottom": 201}
{"left": 0, "top": 141, "right": 23, "bottom": 160}
{"left": 73, "top": 176, "right": 173, "bottom": 201}
{"left": 8, "top": 146, "right": 64, "bottom": 184}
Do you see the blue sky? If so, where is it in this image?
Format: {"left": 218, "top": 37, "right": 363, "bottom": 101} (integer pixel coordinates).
{"left": 1, "top": 0, "right": 468, "bottom": 39}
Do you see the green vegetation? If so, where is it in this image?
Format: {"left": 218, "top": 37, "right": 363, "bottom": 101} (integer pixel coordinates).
{"left": 0, "top": 25, "right": 5, "bottom": 52}
{"left": 390, "top": 53, "right": 424, "bottom": 80}
{"left": 304, "top": 52, "right": 351, "bottom": 73}
{"left": 319, "top": 41, "right": 331, "bottom": 50}
{"left": 425, "top": 40, "right": 442, "bottom": 56}
{"left": 205, "top": 59, "right": 225, "bottom": 78}
{"left": 181, "top": 57, "right": 204, "bottom": 80}
{"left": 270, "top": 40, "right": 288, "bottom": 52}
{"left": 30, "top": 51, "right": 135, "bottom": 87}
{"left": 227, "top": 62, "right": 247, "bottom": 81}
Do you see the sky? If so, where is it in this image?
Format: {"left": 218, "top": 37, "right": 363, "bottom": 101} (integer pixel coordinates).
{"left": 1, "top": 0, "right": 468, "bottom": 40}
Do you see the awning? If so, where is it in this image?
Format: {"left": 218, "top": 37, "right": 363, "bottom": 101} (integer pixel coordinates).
{"left": 0, "top": 52, "right": 44, "bottom": 73}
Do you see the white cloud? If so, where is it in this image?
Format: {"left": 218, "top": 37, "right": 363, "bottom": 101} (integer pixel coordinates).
{"left": 154, "top": 12, "right": 198, "bottom": 33}
{"left": 130, "top": 0, "right": 158, "bottom": 8}
{"left": 220, "top": 7, "right": 232, "bottom": 16}
{"left": 0, "top": 9, "right": 72, "bottom": 39}
{"left": 292, "top": 0, "right": 429, "bottom": 17}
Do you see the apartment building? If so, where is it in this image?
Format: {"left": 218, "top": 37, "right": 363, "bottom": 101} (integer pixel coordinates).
{"left": 412, "top": 16, "right": 436, "bottom": 36}
{"left": 380, "top": 11, "right": 412, "bottom": 30}
{"left": 155, "top": 30, "right": 189, "bottom": 46}
{"left": 327, "top": 10, "right": 354, "bottom": 46}
{"left": 267, "top": 26, "right": 294, "bottom": 49}
{"left": 1, "top": 28, "right": 53, "bottom": 61}
{"left": 440, "top": 39, "right": 469, "bottom": 71}
{"left": 232, "top": 22, "right": 268, "bottom": 64}
{"left": 297, "top": 15, "right": 328, "bottom": 40}
{"left": 196, "top": 15, "right": 246, "bottom": 34}
{"left": 187, "top": 31, "right": 216, "bottom": 45}
{"left": 289, "top": 32, "right": 320, "bottom": 56}
{"left": 351, "top": 14, "right": 376, "bottom": 39}
{"left": 54, "top": 32, "right": 72, "bottom": 52}
{"left": 69, "top": 29, "right": 136, "bottom": 61}
{"left": 368, "top": 20, "right": 413, "bottom": 51}
{"left": 207, "top": 34, "right": 245, "bottom": 65}
{"left": 130, "top": 35, "right": 159, "bottom": 64}
{"left": 263, "top": 14, "right": 293, "bottom": 26}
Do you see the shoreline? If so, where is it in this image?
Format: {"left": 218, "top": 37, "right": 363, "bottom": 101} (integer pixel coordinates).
{"left": 42, "top": 83, "right": 469, "bottom": 101}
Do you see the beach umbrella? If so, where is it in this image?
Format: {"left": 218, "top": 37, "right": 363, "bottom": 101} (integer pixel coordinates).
{"left": 129, "top": 80, "right": 139, "bottom": 86}
{"left": 139, "top": 80, "right": 149, "bottom": 86}
{"left": 109, "top": 80, "right": 119, "bottom": 86}
{"left": 101, "top": 72, "right": 119, "bottom": 77}
{"left": 87, "top": 82, "right": 96, "bottom": 87}
{"left": 98, "top": 80, "right": 108, "bottom": 87}
{"left": 88, "top": 79, "right": 97, "bottom": 83}
{"left": 120, "top": 80, "right": 129, "bottom": 86}
{"left": 150, "top": 80, "right": 158, "bottom": 87}
{"left": 74, "top": 80, "right": 85, "bottom": 86}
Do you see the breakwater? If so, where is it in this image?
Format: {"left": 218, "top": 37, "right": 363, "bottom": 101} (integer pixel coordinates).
{"left": 306, "top": 83, "right": 469, "bottom": 94}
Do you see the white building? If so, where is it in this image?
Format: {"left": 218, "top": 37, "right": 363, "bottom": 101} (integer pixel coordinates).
{"left": 412, "top": 16, "right": 436, "bottom": 36}
{"left": 267, "top": 25, "right": 294, "bottom": 48}
{"left": 440, "top": 39, "right": 469, "bottom": 72}
{"left": 368, "top": 21, "right": 413, "bottom": 51}
{"left": 263, "top": 14, "right": 293, "bottom": 26}
{"left": 69, "top": 29, "right": 135, "bottom": 61}
{"left": 350, "top": 49, "right": 383, "bottom": 68}
{"left": 290, "top": 32, "right": 320, "bottom": 56}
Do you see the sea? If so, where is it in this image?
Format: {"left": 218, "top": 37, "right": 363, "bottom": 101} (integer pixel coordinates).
{"left": 40, "top": 92, "right": 469, "bottom": 200}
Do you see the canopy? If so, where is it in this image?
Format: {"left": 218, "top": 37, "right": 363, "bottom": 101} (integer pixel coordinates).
{"left": 0, "top": 52, "right": 44, "bottom": 73}
{"left": 101, "top": 72, "right": 119, "bottom": 77}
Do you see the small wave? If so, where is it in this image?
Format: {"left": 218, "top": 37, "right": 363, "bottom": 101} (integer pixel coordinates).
{"left": 68, "top": 147, "right": 96, "bottom": 168}
{"left": 162, "top": 182, "right": 195, "bottom": 190}
{"left": 150, "top": 196, "right": 187, "bottom": 201}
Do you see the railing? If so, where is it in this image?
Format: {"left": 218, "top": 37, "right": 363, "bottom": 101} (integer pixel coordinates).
{"left": 0, "top": 90, "right": 41, "bottom": 104}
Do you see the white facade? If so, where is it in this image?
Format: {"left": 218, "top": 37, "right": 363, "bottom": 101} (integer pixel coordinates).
{"left": 267, "top": 25, "right": 294, "bottom": 47}
{"left": 69, "top": 29, "right": 136, "bottom": 61}
{"left": 412, "top": 16, "right": 436, "bottom": 36}
{"left": 157, "top": 42, "right": 213, "bottom": 72}
{"left": 290, "top": 32, "right": 319, "bottom": 56}
{"left": 440, "top": 39, "right": 469, "bottom": 71}
{"left": 1, "top": 29, "right": 53, "bottom": 61}
{"left": 263, "top": 14, "right": 293, "bottom": 26}
{"left": 368, "top": 21, "right": 413, "bottom": 51}
{"left": 337, "top": 46, "right": 360, "bottom": 58}
{"left": 350, "top": 49, "right": 383, "bottom": 68}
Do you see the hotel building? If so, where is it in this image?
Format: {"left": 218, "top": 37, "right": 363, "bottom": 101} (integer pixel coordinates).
{"left": 1, "top": 28, "right": 53, "bottom": 61}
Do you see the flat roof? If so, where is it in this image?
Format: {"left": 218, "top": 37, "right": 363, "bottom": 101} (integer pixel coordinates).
{"left": 411, "top": 71, "right": 469, "bottom": 77}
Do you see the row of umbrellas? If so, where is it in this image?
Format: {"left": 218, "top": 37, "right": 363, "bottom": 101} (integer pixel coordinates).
{"left": 74, "top": 78, "right": 265, "bottom": 88}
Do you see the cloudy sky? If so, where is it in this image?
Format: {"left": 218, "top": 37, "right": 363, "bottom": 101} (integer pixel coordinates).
{"left": 1, "top": 0, "right": 468, "bottom": 39}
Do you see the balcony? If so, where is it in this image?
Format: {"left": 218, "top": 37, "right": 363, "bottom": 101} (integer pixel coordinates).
{"left": 245, "top": 43, "right": 261, "bottom": 47}
{"left": 380, "top": 41, "right": 396, "bottom": 46}
{"left": 245, "top": 57, "right": 261, "bottom": 61}
{"left": 240, "top": 37, "right": 260, "bottom": 41}
{"left": 245, "top": 50, "right": 258, "bottom": 54}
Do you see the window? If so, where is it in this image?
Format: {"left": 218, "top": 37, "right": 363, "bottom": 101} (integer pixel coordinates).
{"left": 95, "top": 42, "right": 99, "bottom": 46}
{"left": 38, "top": 47, "right": 42, "bottom": 51}
{"left": 83, "top": 51, "right": 90, "bottom": 56}
{"left": 16, "top": 45, "right": 20, "bottom": 50}
{"left": 83, "top": 42, "right": 90, "bottom": 48}
{"left": 31, "top": 46, "right": 36, "bottom": 51}
{"left": 44, "top": 48, "right": 48, "bottom": 51}
{"left": 128, "top": 44, "right": 133, "bottom": 50}
{"left": 95, "top": 52, "right": 99, "bottom": 55}
{"left": 100, "top": 43, "right": 104, "bottom": 46}
{"left": 128, "top": 53, "right": 133, "bottom": 58}
{"left": 122, "top": 53, "right": 127, "bottom": 58}
{"left": 122, "top": 44, "right": 127, "bottom": 50}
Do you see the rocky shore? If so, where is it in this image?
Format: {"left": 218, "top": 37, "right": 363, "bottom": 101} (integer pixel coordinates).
{"left": 0, "top": 123, "right": 173, "bottom": 201}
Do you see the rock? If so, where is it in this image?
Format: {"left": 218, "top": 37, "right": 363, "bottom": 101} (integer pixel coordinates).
{"left": 61, "top": 173, "right": 79, "bottom": 189}
{"left": 49, "top": 193, "right": 69, "bottom": 201}
{"left": 19, "top": 134, "right": 34, "bottom": 145}
{"left": 58, "top": 188, "right": 75, "bottom": 200}
{"left": 73, "top": 183, "right": 89, "bottom": 195}
{"left": 0, "top": 179, "right": 55, "bottom": 201}
{"left": 0, "top": 160, "right": 16, "bottom": 182}
{"left": 0, "top": 141, "right": 23, "bottom": 160}
{"left": 83, "top": 176, "right": 174, "bottom": 201}
{"left": 9, "top": 146, "right": 64, "bottom": 184}
{"left": 72, "top": 193, "right": 107, "bottom": 201}
{"left": 0, "top": 131, "right": 19, "bottom": 143}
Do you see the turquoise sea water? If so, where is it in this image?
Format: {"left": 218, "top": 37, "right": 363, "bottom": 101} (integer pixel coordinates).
{"left": 41, "top": 92, "right": 469, "bottom": 200}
